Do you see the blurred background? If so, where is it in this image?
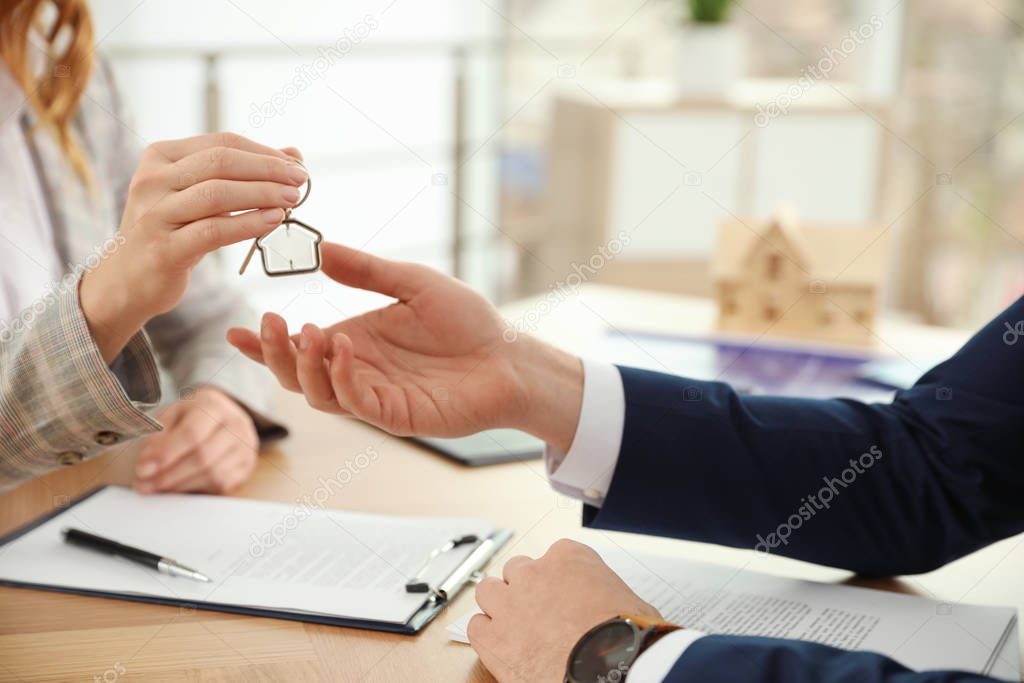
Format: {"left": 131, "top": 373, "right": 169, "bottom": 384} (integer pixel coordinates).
{"left": 92, "top": 0, "right": 1024, "bottom": 332}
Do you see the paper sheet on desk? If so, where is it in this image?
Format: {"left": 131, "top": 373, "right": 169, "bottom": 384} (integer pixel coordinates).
{"left": 0, "top": 486, "right": 496, "bottom": 626}
{"left": 448, "top": 546, "right": 1020, "bottom": 681}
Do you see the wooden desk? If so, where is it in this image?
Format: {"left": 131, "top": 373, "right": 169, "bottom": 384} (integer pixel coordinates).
{"left": 2, "top": 285, "right": 1020, "bottom": 682}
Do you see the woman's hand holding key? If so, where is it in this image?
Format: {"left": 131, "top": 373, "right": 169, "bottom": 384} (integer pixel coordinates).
{"left": 80, "top": 133, "right": 306, "bottom": 363}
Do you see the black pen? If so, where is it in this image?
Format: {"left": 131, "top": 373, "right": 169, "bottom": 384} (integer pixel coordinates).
{"left": 62, "top": 528, "right": 211, "bottom": 582}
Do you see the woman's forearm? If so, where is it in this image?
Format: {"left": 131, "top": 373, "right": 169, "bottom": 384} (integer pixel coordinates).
{"left": 79, "top": 266, "right": 149, "bottom": 364}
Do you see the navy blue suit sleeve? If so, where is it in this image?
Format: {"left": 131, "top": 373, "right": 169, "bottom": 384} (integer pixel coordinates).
{"left": 661, "top": 636, "right": 997, "bottom": 683}
{"left": 585, "top": 296, "right": 1024, "bottom": 576}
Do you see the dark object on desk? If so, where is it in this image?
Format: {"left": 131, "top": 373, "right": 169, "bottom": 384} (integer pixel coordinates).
{"left": 593, "top": 330, "right": 925, "bottom": 402}
{"left": 62, "top": 527, "right": 210, "bottom": 582}
{"left": 412, "top": 429, "right": 544, "bottom": 466}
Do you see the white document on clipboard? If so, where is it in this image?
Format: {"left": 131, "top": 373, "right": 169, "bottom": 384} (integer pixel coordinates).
{"left": 0, "top": 486, "right": 510, "bottom": 634}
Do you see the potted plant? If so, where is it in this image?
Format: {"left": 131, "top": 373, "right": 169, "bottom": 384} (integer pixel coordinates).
{"left": 675, "top": 0, "right": 745, "bottom": 97}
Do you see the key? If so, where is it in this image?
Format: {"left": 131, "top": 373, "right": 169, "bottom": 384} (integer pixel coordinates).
{"left": 239, "top": 161, "right": 322, "bottom": 277}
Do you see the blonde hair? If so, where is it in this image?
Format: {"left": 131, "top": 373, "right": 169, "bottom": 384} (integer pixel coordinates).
{"left": 1, "top": 0, "right": 94, "bottom": 183}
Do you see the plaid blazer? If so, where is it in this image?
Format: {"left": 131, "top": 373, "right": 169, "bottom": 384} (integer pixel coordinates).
{"left": 0, "top": 59, "right": 283, "bottom": 492}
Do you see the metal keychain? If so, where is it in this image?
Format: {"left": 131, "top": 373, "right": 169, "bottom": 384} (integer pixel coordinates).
{"left": 239, "top": 165, "right": 323, "bottom": 277}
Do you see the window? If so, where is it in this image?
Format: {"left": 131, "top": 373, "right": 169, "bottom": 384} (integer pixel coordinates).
{"left": 96, "top": 0, "right": 503, "bottom": 327}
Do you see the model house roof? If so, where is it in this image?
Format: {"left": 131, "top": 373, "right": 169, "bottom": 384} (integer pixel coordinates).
{"left": 712, "top": 212, "right": 889, "bottom": 287}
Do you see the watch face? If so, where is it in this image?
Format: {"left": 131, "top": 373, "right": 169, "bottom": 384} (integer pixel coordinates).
{"left": 568, "top": 620, "right": 640, "bottom": 683}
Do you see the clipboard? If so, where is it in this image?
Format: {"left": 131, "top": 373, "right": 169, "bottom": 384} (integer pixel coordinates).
{"left": 0, "top": 486, "right": 512, "bottom": 635}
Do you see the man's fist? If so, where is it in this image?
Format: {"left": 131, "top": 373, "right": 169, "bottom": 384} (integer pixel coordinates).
{"left": 468, "top": 539, "right": 661, "bottom": 683}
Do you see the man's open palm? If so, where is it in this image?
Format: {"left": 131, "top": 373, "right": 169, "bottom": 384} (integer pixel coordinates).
{"left": 228, "top": 243, "right": 530, "bottom": 438}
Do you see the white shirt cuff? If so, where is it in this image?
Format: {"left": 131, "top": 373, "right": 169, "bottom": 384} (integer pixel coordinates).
{"left": 544, "top": 359, "right": 625, "bottom": 507}
{"left": 627, "top": 629, "right": 707, "bottom": 682}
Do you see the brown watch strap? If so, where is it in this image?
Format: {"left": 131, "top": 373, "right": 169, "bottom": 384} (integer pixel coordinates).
{"left": 620, "top": 614, "right": 683, "bottom": 652}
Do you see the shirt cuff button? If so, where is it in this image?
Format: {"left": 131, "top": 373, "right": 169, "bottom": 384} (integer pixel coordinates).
{"left": 56, "top": 451, "right": 83, "bottom": 466}
{"left": 94, "top": 431, "right": 122, "bottom": 446}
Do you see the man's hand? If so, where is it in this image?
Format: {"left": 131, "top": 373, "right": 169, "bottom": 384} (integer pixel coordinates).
{"left": 469, "top": 539, "right": 661, "bottom": 683}
{"left": 133, "top": 387, "right": 259, "bottom": 494}
{"left": 226, "top": 243, "right": 584, "bottom": 452}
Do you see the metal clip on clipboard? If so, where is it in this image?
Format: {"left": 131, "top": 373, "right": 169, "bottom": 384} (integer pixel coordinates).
{"left": 405, "top": 532, "right": 506, "bottom": 605}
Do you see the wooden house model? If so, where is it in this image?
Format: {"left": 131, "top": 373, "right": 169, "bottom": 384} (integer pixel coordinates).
{"left": 712, "top": 209, "right": 890, "bottom": 346}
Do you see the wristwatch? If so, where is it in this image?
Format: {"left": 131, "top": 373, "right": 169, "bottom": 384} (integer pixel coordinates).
{"left": 564, "top": 614, "right": 682, "bottom": 683}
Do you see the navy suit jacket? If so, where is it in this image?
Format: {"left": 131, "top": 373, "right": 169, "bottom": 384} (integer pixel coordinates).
{"left": 584, "top": 296, "right": 1024, "bottom": 682}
